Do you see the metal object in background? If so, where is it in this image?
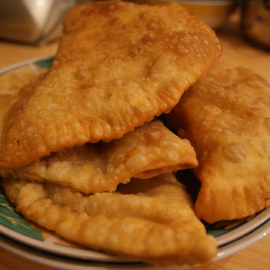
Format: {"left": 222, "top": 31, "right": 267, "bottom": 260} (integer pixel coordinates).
{"left": 0, "top": 0, "right": 87, "bottom": 45}
{"left": 241, "top": 0, "right": 270, "bottom": 49}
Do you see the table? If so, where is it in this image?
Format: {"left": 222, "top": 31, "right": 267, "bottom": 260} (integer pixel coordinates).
{"left": 0, "top": 10, "right": 270, "bottom": 270}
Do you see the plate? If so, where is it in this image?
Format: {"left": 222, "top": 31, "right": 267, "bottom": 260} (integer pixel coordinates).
{"left": 0, "top": 57, "right": 270, "bottom": 267}
{"left": 1, "top": 184, "right": 270, "bottom": 263}
{"left": 1, "top": 216, "right": 270, "bottom": 270}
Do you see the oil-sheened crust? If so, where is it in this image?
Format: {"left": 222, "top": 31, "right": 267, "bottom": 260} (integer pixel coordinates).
{"left": 2, "top": 173, "right": 217, "bottom": 267}
{"left": 0, "top": 65, "right": 48, "bottom": 128}
{"left": 0, "top": 67, "right": 48, "bottom": 153}
{"left": 0, "top": 0, "right": 221, "bottom": 169}
{"left": 164, "top": 63, "right": 270, "bottom": 223}
{"left": 2, "top": 119, "right": 198, "bottom": 193}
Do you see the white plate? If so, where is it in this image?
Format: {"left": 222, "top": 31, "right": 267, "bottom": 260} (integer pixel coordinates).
{"left": 213, "top": 206, "right": 270, "bottom": 246}
{"left": 2, "top": 177, "right": 269, "bottom": 263}
{"left": 1, "top": 182, "right": 270, "bottom": 263}
{"left": 1, "top": 218, "right": 270, "bottom": 270}
{"left": 0, "top": 57, "right": 270, "bottom": 267}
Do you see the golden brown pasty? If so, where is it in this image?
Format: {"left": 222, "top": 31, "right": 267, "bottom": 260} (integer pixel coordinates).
{"left": 0, "top": 66, "right": 48, "bottom": 151}
{"left": 164, "top": 62, "right": 270, "bottom": 223}
{"left": 2, "top": 119, "right": 198, "bottom": 193}
{"left": 0, "top": 0, "right": 221, "bottom": 169}
{"left": 2, "top": 173, "right": 217, "bottom": 267}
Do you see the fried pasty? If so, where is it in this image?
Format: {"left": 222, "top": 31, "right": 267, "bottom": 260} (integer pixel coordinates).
{"left": 0, "top": 67, "right": 48, "bottom": 150}
{"left": 0, "top": 65, "right": 47, "bottom": 126}
{"left": 2, "top": 173, "right": 217, "bottom": 267}
{"left": 2, "top": 119, "right": 198, "bottom": 193}
{"left": 0, "top": 65, "right": 45, "bottom": 98}
{"left": 0, "top": 0, "right": 221, "bottom": 169}
{"left": 164, "top": 63, "right": 270, "bottom": 223}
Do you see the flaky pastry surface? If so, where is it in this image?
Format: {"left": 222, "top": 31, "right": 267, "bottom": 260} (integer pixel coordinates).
{"left": 0, "top": 65, "right": 45, "bottom": 98}
{"left": 2, "top": 173, "right": 217, "bottom": 267}
{"left": 0, "top": 0, "right": 221, "bottom": 169}
{"left": 164, "top": 63, "right": 270, "bottom": 223}
{"left": 3, "top": 119, "right": 198, "bottom": 193}
{"left": 0, "top": 67, "right": 48, "bottom": 151}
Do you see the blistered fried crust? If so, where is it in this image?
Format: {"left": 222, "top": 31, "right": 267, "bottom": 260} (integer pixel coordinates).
{"left": 2, "top": 173, "right": 217, "bottom": 267}
{"left": 0, "top": 0, "right": 221, "bottom": 169}
{"left": 0, "top": 66, "right": 48, "bottom": 150}
{"left": 0, "top": 65, "right": 45, "bottom": 97}
{"left": 164, "top": 63, "right": 270, "bottom": 223}
{"left": 3, "top": 119, "right": 198, "bottom": 193}
{"left": 0, "top": 65, "right": 47, "bottom": 124}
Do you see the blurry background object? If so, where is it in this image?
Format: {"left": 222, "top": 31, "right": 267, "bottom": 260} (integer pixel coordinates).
{"left": 240, "top": 0, "right": 270, "bottom": 50}
{"left": 0, "top": 0, "right": 89, "bottom": 46}
{"left": 169, "top": 1, "right": 238, "bottom": 29}
{"left": 123, "top": 1, "right": 238, "bottom": 30}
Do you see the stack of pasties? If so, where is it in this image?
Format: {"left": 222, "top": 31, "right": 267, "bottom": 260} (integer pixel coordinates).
{"left": 0, "top": 0, "right": 222, "bottom": 267}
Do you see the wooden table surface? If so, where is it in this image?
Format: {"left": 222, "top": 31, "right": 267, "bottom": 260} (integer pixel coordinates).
{"left": 0, "top": 10, "right": 270, "bottom": 270}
